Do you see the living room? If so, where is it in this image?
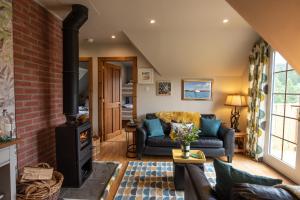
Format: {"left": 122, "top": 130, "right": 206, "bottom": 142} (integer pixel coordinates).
{"left": 0, "top": 0, "right": 300, "bottom": 199}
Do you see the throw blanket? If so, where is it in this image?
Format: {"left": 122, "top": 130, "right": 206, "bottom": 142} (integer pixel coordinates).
{"left": 276, "top": 185, "right": 300, "bottom": 199}
{"left": 155, "top": 111, "right": 201, "bottom": 129}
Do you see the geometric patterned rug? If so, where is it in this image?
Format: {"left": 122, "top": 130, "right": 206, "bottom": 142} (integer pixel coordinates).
{"left": 114, "top": 161, "right": 216, "bottom": 200}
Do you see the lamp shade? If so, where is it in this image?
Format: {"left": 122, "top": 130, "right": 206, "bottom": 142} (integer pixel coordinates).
{"left": 225, "top": 95, "right": 247, "bottom": 107}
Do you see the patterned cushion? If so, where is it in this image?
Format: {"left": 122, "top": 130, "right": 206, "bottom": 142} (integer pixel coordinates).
{"left": 170, "top": 122, "right": 194, "bottom": 137}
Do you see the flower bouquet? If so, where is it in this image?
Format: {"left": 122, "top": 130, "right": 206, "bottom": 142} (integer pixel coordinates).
{"left": 170, "top": 123, "right": 199, "bottom": 158}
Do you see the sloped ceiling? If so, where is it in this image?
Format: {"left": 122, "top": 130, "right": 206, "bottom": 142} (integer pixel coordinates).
{"left": 226, "top": 0, "right": 300, "bottom": 73}
{"left": 36, "top": 0, "right": 258, "bottom": 76}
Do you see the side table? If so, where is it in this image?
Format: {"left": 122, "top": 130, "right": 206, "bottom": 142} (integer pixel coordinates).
{"left": 235, "top": 132, "right": 247, "bottom": 154}
{"left": 125, "top": 125, "right": 137, "bottom": 158}
{"left": 172, "top": 149, "right": 206, "bottom": 190}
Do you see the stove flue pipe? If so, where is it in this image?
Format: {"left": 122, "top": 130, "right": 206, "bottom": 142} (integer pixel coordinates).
{"left": 62, "top": 4, "right": 88, "bottom": 121}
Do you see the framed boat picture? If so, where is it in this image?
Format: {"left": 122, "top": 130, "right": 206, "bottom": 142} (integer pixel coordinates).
{"left": 181, "top": 79, "right": 213, "bottom": 100}
{"left": 138, "top": 68, "right": 154, "bottom": 84}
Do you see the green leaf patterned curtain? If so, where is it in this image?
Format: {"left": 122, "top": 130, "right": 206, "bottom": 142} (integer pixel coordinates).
{"left": 247, "top": 40, "right": 270, "bottom": 160}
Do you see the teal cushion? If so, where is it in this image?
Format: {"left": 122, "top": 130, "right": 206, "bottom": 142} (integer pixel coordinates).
{"left": 214, "top": 159, "right": 282, "bottom": 199}
{"left": 144, "top": 119, "right": 164, "bottom": 137}
{"left": 200, "top": 118, "right": 221, "bottom": 137}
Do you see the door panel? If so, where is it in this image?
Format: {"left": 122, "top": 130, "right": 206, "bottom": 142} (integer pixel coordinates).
{"left": 265, "top": 51, "right": 300, "bottom": 184}
{"left": 113, "top": 107, "right": 121, "bottom": 132}
{"left": 103, "top": 63, "right": 122, "bottom": 140}
{"left": 113, "top": 69, "right": 120, "bottom": 102}
{"left": 104, "top": 108, "right": 112, "bottom": 134}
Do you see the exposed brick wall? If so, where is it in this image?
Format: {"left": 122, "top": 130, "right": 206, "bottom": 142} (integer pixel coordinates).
{"left": 13, "top": 0, "right": 65, "bottom": 170}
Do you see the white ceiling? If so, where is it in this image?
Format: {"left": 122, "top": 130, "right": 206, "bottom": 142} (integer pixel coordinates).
{"left": 36, "top": 0, "right": 259, "bottom": 76}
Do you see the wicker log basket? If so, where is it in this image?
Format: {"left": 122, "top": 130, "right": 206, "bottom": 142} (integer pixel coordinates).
{"left": 17, "top": 163, "right": 64, "bottom": 200}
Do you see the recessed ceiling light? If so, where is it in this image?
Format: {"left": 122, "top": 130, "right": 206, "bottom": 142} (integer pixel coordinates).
{"left": 87, "top": 38, "right": 94, "bottom": 43}
{"left": 111, "top": 35, "right": 116, "bottom": 39}
{"left": 150, "top": 19, "right": 156, "bottom": 24}
{"left": 223, "top": 19, "right": 229, "bottom": 24}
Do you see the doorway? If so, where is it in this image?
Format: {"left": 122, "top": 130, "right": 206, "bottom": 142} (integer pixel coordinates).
{"left": 79, "top": 57, "right": 93, "bottom": 125}
{"left": 98, "top": 57, "right": 137, "bottom": 141}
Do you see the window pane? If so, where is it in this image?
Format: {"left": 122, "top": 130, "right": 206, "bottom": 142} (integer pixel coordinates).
{"left": 287, "top": 70, "right": 300, "bottom": 94}
{"left": 285, "top": 95, "right": 300, "bottom": 119}
{"left": 274, "top": 52, "right": 287, "bottom": 72}
{"left": 272, "top": 94, "right": 285, "bottom": 116}
{"left": 282, "top": 141, "right": 297, "bottom": 167}
{"left": 270, "top": 136, "right": 282, "bottom": 159}
{"left": 288, "top": 64, "right": 293, "bottom": 70}
{"left": 273, "top": 72, "right": 286, "bottom": 93}
{"left": 284, "top": 118, "right": 298, "bottom": 143}
{"left": 271, "top": 115, "right": 284, "bottom": 138}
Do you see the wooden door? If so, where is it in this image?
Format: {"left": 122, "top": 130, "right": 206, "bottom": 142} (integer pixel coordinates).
{"left": 103, "top": 63, "right": 122, "bottom": 140}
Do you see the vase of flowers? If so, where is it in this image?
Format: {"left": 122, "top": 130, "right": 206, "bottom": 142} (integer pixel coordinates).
{"left": 170, "top": 124, "right": 199, "bottom": 159}
{"left": 181, "top": 143, "right": 191, "bottom": 159}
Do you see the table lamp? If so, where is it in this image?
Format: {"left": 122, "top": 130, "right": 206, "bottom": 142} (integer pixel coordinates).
{"left": 225, "top": 94, "right": 247, "bottom": 132}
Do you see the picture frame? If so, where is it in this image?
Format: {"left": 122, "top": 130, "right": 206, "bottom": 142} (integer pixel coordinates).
{"left": 181, "top": 79, "right": 213, "bottom": 101}
{"left": 138, "top": 68, "right": 154, "bottom": 84}
{"left": 156, "top": 81, "right": 171, "bottom": 96}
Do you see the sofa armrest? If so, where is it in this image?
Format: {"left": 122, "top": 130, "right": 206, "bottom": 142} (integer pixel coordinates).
{"left": 185, "top": 164, "right": 217, "bottom": 200}
{"left": 136, "top": 125, "right": 147, "bottom": 158}
{"left": 218, "top": 125, "right": 235, "bottom": 161}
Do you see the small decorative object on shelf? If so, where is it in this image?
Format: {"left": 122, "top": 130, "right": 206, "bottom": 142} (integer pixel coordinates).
{"left": 225, "top": 94, "right": 247, "bottom": 132}
{"left": 0, "top": 109, "right": 13, "bottom": 138}
{"left": 0, "top": 135, "right": 12, "bottom": 143}
{"left": 127, "top": 119, "right": 137, "bottom": 127}
{"left": 170, "top": 124, "right": 199, "bottom": 159}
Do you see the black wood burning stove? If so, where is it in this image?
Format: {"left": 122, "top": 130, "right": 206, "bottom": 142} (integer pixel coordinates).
{"left": 55, "top": 4, "right": 91, "bottom": 188}
{"left": 56, "top": 122, "right": 92, "bottom": 187}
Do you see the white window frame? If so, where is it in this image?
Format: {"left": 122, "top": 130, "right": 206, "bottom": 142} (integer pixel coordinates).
{"left": 264, "top": 49, "right": 300, "bottom": 184}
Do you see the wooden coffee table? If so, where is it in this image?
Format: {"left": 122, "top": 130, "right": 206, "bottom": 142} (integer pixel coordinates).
{"left": 172, "top": 149, "right": 206, "bottom": 190}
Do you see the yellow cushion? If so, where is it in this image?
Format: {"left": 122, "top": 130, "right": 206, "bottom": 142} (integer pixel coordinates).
{"left": 155, "top": 111, "right": 201, "bottom": 129}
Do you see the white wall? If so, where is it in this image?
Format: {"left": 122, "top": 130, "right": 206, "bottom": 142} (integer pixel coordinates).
{"left": 80, "top": 42, "right": 248, "bottom": 135}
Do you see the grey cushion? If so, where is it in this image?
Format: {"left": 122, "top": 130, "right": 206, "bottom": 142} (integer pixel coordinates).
{"left": 146, "top": 136, "right": 223, "bottom": 148}
{"left": 146, "top": 136, "right": 179, "bottom": 147}
{"left": 232, "top": 183, "right": 296, "bottom": 200}
{"left": 191, "top": 137, "right": 223, "bottom": 148}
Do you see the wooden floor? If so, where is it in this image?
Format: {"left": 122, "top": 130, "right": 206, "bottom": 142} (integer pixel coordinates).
{"left": 95, "top": 132, "right": 293, "bottom": 200}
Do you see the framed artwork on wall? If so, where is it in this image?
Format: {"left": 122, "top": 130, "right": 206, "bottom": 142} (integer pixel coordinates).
{"left": 138, "top": 68, "right": 154, "bottom": 84}
{"left": 181, "top": 79, "right": 213, "bottom": 101}
{"left": 156, "top": 81, "right": 171, "bottom": 96}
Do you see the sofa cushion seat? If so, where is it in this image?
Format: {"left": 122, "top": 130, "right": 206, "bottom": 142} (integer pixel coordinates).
{"left": 146, "top": 136, "right": 179, "bottom": 147}
{"left": 146, "top": 136, "right": 223, "bottom": 148}
{"left": 191, "top": 137, "right": 223, "bottom": 148}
